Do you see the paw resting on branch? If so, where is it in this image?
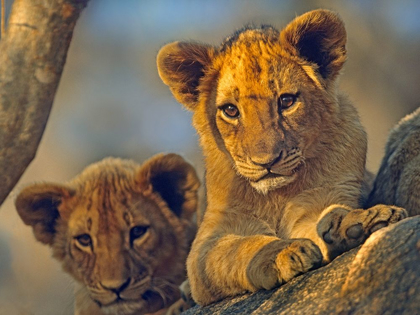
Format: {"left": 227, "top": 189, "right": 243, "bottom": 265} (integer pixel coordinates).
{"left": 184, "top": 217, "right": 420, "bottom": 314}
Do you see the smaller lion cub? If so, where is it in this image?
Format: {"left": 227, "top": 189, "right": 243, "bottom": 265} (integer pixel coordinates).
{"left": 15, "top": 153, "right": 200, "bottom": 315}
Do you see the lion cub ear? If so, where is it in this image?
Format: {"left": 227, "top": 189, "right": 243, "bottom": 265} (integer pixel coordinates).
{"left": 136, "top": 153, "right": 200, "bottom": 220}
{"left": 15, "top": 183, "right": 75, "bottom": 245}
{"left": 280, "top": 9, "right": 347, "bottom": 82}
{"left": 157, "top": 41, "right": 215, "bottom": 110}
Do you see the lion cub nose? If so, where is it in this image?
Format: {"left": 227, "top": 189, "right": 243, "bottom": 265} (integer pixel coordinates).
{"left": 251, "top": 150, "right": 284, "bottom": 168}
{"left": 101, "top": 277, "right": 131, "bottom": 294}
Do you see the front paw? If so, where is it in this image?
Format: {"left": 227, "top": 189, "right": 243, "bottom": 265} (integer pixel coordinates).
{"left": 165, "top": 298, "right": 190, "bottom": 315}
{"left": 317, "top": 205, "right": 407, "bottom": 259}
{"left": 275, "top": 239, "right": 323, "bottom": 283}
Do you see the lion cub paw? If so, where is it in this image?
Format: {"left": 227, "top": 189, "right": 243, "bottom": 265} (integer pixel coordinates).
{"left": 165, "top": 298, "right": 190, "bottom": 315}
{"left": 275, "top": 239, "right": 323, "bottom": 283}
{"left": 318, "top": 205, "right": 407, "bottom": 259}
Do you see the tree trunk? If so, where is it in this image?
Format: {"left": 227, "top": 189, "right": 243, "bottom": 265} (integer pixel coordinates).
{"left": 0, "top": 0, "right": 90, "bottom": 206}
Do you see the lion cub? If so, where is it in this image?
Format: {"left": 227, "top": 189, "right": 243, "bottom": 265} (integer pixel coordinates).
{"left": 15, "top": 153, "right": 200, "bottom": 315}
{"left": 157, "top": 9, "right": 407, "bottom": 305}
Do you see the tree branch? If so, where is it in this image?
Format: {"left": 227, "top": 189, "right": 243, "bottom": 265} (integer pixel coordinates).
{"left": 1, "top": 0, "right": 5, "bottom": 38}
{"left": 0, "top": 0, "right": 90, "bottom": 206}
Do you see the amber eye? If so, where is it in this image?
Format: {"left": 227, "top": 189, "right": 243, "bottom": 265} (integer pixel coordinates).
{"left": 130, "top": 225, "right": 149, "bottom": 243}
{"left": 278, "top": 94, "right": 297, "bottom": 110}
{"left": 75, "top": 234, "right": 92, "bottom": 247}
{"left": 221, "top": 104, "right": 240, "bottom": 118}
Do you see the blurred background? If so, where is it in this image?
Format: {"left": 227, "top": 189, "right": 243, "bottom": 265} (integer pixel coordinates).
{"left": 0, "top": 0, "right": 419, "bottom": 314}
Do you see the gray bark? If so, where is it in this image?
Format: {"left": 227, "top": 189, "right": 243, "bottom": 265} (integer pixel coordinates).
{"left": 185, "top": 216, "right": 420, "bottom": 314}
{"left": 0, "top": 0, "right": 89, "bottom": 206}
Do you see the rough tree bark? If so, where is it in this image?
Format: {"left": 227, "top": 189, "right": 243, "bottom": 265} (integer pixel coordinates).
{"left": 0, "top": 0, "right": 90, "bottom": 207}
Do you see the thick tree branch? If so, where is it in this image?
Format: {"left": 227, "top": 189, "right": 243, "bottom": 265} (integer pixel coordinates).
{"left": 1, "top": 0, "right": 5, "bottom": 37}
{"left": 0, "top": 0, "right": 90, "bottom": 206}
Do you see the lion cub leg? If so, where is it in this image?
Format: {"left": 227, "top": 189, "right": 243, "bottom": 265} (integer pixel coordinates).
{"left": 273, "top": 239, "right": 323, "bottom": 283}
{"left": 188, "top": 220, "right": 323, "bottom": 305}
{"left": 317, "top": 204, "right": 407, "bottom": 260}
{"left": 246, "top": 238, "right": 322, "bottom": 289}
{"left": 165, "top": 280, "right": 195, "bottom": 315}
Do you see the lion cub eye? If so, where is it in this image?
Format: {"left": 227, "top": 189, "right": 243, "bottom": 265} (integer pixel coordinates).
{"left": 220, "top": 104, "right": 240, "bottom": 119}
{"left": 75, "top": 234, "right": 92, "bottom": 247}
{"left": 278, "top": 94, "right": 297, "bottom": 110}
{"left": 130, "top": 225, "right": 149, "bottom": 243}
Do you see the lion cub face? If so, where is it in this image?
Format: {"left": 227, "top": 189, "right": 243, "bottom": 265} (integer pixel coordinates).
{"left": 15, "top": 154, "right": 200, "bottom": 315}
{"left": 157, "top": 11, "right": 346, "bottom": 193}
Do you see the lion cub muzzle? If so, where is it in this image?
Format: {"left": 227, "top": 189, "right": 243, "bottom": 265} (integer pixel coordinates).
{"left": 244, "top": 147, "right": 304, "bottom": 193}
{"left": 92, "top": 277, "right": 132, "bottom": 306}
{"left": 268, "top": 147, "right": 303, "bottom": 176}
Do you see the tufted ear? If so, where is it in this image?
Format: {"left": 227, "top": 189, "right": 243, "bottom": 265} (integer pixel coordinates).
{"left": 157, "top": 41, "right": 215, "bottom": 110}
{"left": 15, "top": 183, "right": 75, "bottom": 245}
{"left": 137, "top": 153, "right": 200, "bottom": 220}
{"left": 280, "top": 9, "right": 347, "bottom": 82}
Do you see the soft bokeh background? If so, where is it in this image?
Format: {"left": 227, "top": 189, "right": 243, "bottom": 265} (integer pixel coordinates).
{"left": 1, "top": 0, "right": 419, "bottom": 314}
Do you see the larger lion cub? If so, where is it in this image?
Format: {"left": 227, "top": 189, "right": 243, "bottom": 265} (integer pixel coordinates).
{"left": 157, "top": 9, "right": 407, "bottom": 305}
{"left": 15, "top": 153, "right": 200, "bottom": 315}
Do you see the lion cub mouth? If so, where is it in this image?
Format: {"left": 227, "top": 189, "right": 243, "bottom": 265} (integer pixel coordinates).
{"left": 266, "top": 159, "right": 304, "bottom": 177}
{"left": 96, "top": 286, "right": 170, "bottom": 315}
{"left": 255, "top": 159, "right": 303, "bottom": 183}
{"left": 244, "top": 148, "right": 304, "bottom": 193}
{"left": 98, "top": 294, "right": 161, "bottom": 315}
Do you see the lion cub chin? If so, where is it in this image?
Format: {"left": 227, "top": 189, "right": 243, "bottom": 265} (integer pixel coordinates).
{"left": 157, "top": 9, "right": 407, "bottom": 305}
{"left": 15, "top": 153, "right": 200, "bottom": 315}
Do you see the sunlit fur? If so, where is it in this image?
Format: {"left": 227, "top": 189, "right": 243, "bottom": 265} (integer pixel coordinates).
{"left": 157, "top": 9, "right": 407, "bottom": 306}
{"left": 15, "top": 154, "right": 200, "bottom": 315}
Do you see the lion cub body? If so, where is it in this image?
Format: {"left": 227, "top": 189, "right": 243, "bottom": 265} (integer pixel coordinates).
{"left": 15, "top": 154, "right": 200, "bottom": 315}
{"left": 158, "top": 9, "right": 406, "bottom": 305}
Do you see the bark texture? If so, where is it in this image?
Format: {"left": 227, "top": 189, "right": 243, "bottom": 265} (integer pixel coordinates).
{"left": 184, "top": 216, "right": 420, "bottom": 314}
{"left": 0, "top": 0, "right": 89, "bottom": 206}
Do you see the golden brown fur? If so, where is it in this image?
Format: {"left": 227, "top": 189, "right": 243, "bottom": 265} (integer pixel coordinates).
{"left": 157, "top": 9, "right": 407, "bottom": 306}
{"left": 15, "top": 153, "right": 200, "bottom": 315}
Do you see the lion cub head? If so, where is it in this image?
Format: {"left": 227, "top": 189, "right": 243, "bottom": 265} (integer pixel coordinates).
{"left": 157, "top": 10, "right": 347, "bottom": 193}
{"left": 15, "top": 153, "right": 200, "bottom": 315}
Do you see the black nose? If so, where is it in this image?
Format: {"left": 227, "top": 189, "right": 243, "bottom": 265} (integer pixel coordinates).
{"left": 102, "top": 277, "right": 131, "bottom": 294}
